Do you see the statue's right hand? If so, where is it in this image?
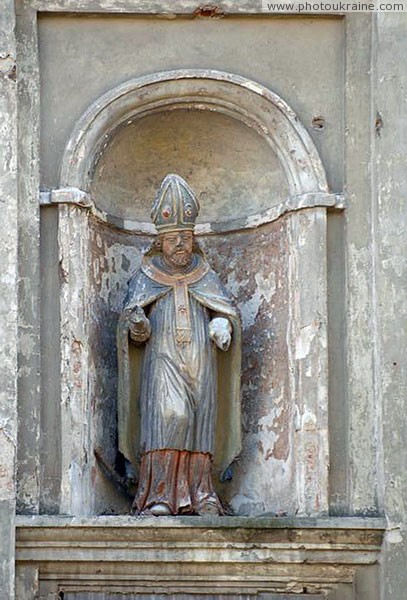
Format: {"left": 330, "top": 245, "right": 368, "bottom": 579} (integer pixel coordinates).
{"left": 127, "top": 306, "right": 151, "bottom": 342}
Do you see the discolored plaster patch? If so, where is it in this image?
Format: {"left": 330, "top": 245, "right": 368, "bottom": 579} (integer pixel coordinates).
{"left": 87, "top": 216, "right": 153, "bottom": 514}
{"left": 200, "top": 218, "right": 293, "bottom": 515}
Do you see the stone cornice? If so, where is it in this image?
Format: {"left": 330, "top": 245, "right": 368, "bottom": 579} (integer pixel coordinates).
{"left": 16, "top": 515, "right": 384, "bottom": 564}
{"left": 15, "top": 516, "right": 385, "bottom": 595}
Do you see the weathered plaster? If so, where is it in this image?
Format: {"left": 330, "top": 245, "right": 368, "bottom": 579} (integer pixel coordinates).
{"left": 200, "top": 222, "right": 293, "bottom": 515}
{"left": 87, "top": 218, "right": 150, "bottom": 515}
{"left": 39, "top": 206, "right": 62, "bottom": 513}
{"left": 345, "top": 16, "right": 379, "bottom": 515}
{"left": 32, "top": 0, "right": 264, "bottom": 11}
{"left": 89, "top": 108, "right": 289, "bottom": 223}
{"left": 288, "top": 208, "right": 329, "bottom": 515}
{"left": 327, "top": 211, "right": 349, "bottom": 514}
{"left": 58, "top": 204, "right": 93, "bottom": 515}
{"left": 373, "top": 13, "right": 407, "bottom": 600}
{"left": 0, "top": 1, "right": 18, "bottom": 596}
{"left": 11, "top": 4, "right": 407, "bottom": 598}
{"left": 16, "top": 3, "right": 42, "bottom": 516}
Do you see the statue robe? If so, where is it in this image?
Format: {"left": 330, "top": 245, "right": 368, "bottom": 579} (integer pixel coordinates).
{"left": 117, "top": 253, "right": 241, "bottom": 511}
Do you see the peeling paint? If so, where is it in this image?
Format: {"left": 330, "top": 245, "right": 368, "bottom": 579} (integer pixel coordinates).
{"left": 385, "top": 526, "right": 403, "bottom": 545}
{"left": 295, "top": 322, "right": 317, "bottom": 360}
{"left": 0, "top": 428, "right": 16, "bottom": 500}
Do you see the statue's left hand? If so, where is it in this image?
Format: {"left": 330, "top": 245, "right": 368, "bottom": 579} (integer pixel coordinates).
{"left": 209, "top": 317, "right": 232, "bottom": 351}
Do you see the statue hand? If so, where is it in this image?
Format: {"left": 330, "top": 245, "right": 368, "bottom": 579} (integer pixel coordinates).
{"left": 209, "top": 317, "right": 232, "bottom": 351}
{"left": 128, "top": 305, "right": 151, "bottom": 343}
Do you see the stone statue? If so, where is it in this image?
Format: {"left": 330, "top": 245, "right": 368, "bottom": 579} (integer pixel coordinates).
{"left": 117, "top": 174, "right": 241, "bottom": 516}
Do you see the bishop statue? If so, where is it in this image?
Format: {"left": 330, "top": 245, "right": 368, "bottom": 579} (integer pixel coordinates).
{"left": 117, "top": 174, "right": 241, "bottom": 516}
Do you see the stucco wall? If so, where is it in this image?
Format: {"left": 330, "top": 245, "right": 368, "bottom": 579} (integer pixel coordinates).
{"left": 38, "top": 14, "right": 344, "bottom": 193}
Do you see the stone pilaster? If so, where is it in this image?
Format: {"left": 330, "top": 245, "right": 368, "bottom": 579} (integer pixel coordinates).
{"left": 0, "top": 0, "right": 18, "bottom": 596}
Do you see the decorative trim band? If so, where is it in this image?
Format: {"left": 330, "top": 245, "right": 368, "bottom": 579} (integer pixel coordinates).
{"left": 40, "top": 187, "right": 346, "bottom": 235}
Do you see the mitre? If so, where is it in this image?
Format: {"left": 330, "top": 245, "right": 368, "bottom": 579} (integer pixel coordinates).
{"left": 150, "top": 173, "right": 200, "bottom": 233}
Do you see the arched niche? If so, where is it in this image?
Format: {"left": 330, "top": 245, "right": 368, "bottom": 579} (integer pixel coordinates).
{"left": 52, "top": 70, "right": 338, "bottom": 517}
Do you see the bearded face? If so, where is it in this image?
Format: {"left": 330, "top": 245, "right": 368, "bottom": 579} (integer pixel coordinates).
{"left": 161, "top": 230, "right": 194, "bottom": 270}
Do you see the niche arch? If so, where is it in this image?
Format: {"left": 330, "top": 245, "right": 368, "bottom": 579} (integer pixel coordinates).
{"left": 60, "top": 70, "right": 329, "bottom": 212}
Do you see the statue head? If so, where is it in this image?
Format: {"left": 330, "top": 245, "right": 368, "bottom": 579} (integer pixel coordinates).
{"left": 160, "top": 229, "right": 194, "bottom": 269}
{"left": 151, "top": 174, "right": 200, "bottom": 269}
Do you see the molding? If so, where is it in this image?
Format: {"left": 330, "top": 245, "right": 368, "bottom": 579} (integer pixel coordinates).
{"left": 57, "top": 204, "right": 93, "bottom": 515}
{"left": 40, "top": 187, "right": 345, "bottom": 235}
{"left": 31, "top": 0, "right": 308, "bottom": 14}
{"left": 16, "top": 514, "right": 386, "bottom": 528}
{"left": 16, "top": 516, "right": 385, "bottom": 595}
{"left": 40, "top": 187, "right": 92, "bottom": 208}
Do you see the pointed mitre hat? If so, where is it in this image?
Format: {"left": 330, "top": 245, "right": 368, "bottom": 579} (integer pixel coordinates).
{"left": 151, "top": 174, "right": 200, "bottom": 233}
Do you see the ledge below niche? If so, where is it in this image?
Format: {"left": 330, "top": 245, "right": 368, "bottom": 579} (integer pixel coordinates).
{"left": 16, "top": 515, "right": 385, "bottom": 598}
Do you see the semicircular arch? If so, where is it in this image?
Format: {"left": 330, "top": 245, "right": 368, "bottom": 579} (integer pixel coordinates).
{"left": 60, "top": 69, "right": 328, "bottom": 202}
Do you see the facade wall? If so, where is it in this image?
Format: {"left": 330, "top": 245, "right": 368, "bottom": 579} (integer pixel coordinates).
{"left": 0, "top": 2, "right": 405, "bottom": 598}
